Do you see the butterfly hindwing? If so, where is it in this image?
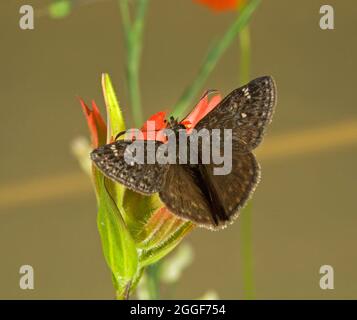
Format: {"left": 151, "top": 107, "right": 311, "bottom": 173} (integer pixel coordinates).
{"left": 195, "top": 76, "right": 276, "bottom": 153}
{"left": 159, "top": 146, "right": 260, "bottom": 229}
{"left": 91, "top": 140, "right": 169, "bottom": 194}
{"left": 159, "top": 164, "right": 213, "bottom": 226}
{"left": 199, "top": 149, "right": 260, "bottom": 229}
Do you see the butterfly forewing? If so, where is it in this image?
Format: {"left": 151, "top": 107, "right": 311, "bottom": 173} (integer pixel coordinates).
{"left": 195, "top": 76, "right": 276, "bottom": 153}
{"left": 91, "top": 140, "right": 169, "bottom": 194}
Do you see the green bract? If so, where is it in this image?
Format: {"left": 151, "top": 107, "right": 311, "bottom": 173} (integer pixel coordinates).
{"left": 86, "top": 74, "right": 194, "bottom": 299}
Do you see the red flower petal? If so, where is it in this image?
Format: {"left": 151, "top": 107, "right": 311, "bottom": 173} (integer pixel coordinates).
{"left": 127, "top": 92, "right": 222, "bottom": 144}
{"left": 92, "top": 100, "right": 107, "bottom": 140}
{"left": 79, "top": 98, "right": 107, "bottom": 147}
{"left": 141, "top": 111, "right": 167, "bottom": 132}
{"left": 194, "top": 0, "right": 241, "bottom": 12}
{"left": 182, "top": 91, "right": 221, "bottom": 132}
{"left": 141, "top": 111, "right": 168, "bottom": 142}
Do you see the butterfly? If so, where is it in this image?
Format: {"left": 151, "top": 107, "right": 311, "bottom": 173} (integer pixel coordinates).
{"left": 91, "top": 76, "right": 277, "bottom": 230}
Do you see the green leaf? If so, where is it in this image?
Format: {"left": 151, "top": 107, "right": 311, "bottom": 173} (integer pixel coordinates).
{"left": 122, "top": 191, "right": 163, "bottom": 243}
{"left": 100, "top": 73, "right": 127, "bottom": 208}
{"left": 139, "top": 221, "right": 194, "bottom": 267}
{"left": 102, "top": 73, "right": 126, "bottom": 140}
{"left": 49, "top": 0, "right": 72, "bottom": 19}
{"left": 97, "top": 176, "right": 138, "bottom": 298}
{"left": 137, "top": 208, "right": 185, "bottom": 250}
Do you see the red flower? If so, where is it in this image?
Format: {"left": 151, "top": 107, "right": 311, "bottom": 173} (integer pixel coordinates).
{"left": 79, "top": 98, "right": 106, "bottom": 148}
{"left": 137, "top": 91, "right": 222, "bottom": 142}
{"left": 140, "top": 111, "right": 168, "bottom": 142}
{"left": 194, "top": 0, "right": 244, "bottom": 12}
{"left": 182, "top": 91, "right": 221, "bottom": 133}
{"left": 80, "top": 90, "right": 222, "bottom": 146}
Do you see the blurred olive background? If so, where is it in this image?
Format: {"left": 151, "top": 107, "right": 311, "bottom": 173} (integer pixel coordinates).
{"left": 1, "top": 0, "right": 356, "bottom": 299}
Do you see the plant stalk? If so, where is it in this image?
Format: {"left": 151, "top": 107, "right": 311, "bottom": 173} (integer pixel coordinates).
{"left": 172, "top": 0, "right": 261, "bottom": 118}
{"left": 118, "top": 0, "right": 149, "bottom": 127}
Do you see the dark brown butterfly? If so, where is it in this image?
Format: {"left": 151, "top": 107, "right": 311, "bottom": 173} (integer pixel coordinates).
{"left": 91, "top": 76, "right": 277, "bottom": 230}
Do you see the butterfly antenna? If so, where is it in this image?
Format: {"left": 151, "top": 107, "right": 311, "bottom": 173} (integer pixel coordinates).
{"left": 199, "top": 89, "right": 219, "bottom": 101}
{"left": 114, "top": 130, "right": 127, "bottom": 141}
{"left": 115, "top": 128, "right": 160, "bottom": 140}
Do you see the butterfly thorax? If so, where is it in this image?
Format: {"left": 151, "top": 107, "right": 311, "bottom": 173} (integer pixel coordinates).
{"left": 167, "top": 117, "right": 185, "bottom": 131}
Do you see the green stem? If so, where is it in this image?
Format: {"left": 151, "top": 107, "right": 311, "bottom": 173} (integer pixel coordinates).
{"left": 172, "top": 0, "right": 261, "bottom": 118}
{"left": 146, "top": 263, "right": 161, "bottom": 300}
{"left": 239, "top": 26, "right": 251, "bottom": 85}
{"left": 238, "top": 24, "right": 255, "bottom": 300}
{"left": 118, "top": 0, "right": 149, "bottom": 127}
{"left": 118, "top": 0, "right": 130, "bottom": 36}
